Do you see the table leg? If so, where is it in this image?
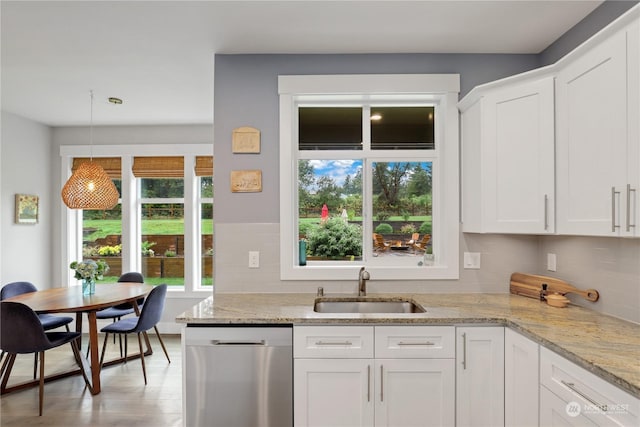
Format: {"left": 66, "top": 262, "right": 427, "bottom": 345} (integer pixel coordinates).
{"left": 87, "top": 311, "right": 101, "bottom": 395}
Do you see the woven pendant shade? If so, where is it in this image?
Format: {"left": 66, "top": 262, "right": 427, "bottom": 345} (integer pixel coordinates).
{"left": 61, "top": 160, "right": 119, "bottom": 210}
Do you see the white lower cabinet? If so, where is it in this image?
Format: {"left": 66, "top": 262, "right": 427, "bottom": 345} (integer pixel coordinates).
{"left": 456, "top": 326, "right": 505, "bottom": 427}
{"left": 293, "top": 325, "right": 455, "bottom": 427}
{"left": 540, "top": 347, "right": 640, "bottom": 427}
{"left": 505, "top": 328, "right": 539, "bottom": 427}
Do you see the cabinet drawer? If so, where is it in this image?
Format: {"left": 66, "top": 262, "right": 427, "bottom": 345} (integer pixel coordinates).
{"left": 294, "top": 326, "right": 374, "bottom": 358}
{"left": 540, "top": 347, "right": 639, "bottom": 426}
{"left": 375, "top": 326, "right": 455, "bottom": 358}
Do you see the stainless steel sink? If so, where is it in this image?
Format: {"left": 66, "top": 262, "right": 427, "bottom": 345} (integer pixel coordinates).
{"left": 313, "top": 298, "right": 426, "bottom": 314}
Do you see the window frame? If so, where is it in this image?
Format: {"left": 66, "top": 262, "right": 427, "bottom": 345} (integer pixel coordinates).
{"left": 60, "top": 144, "right": 213, "bottom": 296}
{"left": 279, "top": 74, "right": 460, "bottom": 280}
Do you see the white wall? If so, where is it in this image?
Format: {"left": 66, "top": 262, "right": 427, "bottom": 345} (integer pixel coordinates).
{"left": 1, "top": 111, "right": 52, "bottom": 287}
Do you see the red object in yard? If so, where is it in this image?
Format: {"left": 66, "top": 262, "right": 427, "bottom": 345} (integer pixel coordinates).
{"left": 321, "top": 204, "right": 329, "bottom": 223}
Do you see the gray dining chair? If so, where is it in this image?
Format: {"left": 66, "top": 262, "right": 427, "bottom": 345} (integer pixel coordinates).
{"left": 99, "top": 284, "right": 170, "bottom": 385}
{"left": 0, "top": 301, "right": 89, "bottom": 415}
{"left": 0, "top": 281, "right": 74, "bottom": 379}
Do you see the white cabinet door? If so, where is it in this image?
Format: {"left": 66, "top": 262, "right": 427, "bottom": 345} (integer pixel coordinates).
{"left": 505, "top": 328, "right": 539, "bottom": 427}
{"left": 374, "top": 359, "right": 455, "bottom": 427}
{"left": 461, "top": 76, "right": 555, "bottom": 234}
{"left": 456, "top": 327, "right": 505, "bottom": 427}
{"left": 540, "top": 385, "right": 598, "bottom": 427}
{"left": 294, "top": 358, "right": 374, "bottom": 427}
{"left": 556, "top": 25, "right": 634, "bottom": 236}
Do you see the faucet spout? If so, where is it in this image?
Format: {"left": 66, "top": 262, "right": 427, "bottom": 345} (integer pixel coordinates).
{"left": 358, "top": 267, "right": 370, "bottom": 296}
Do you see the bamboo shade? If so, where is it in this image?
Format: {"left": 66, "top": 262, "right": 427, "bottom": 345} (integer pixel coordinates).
{"left": 195, "top": 156, "right": 214, "bottom": 176}
{"left": 132, "top": 156, "right": 184, "bottom": 178}
{"left": 72, "top": 157, "right": 121, "bottom": 178}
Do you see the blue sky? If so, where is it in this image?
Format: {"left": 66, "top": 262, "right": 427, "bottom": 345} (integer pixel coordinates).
{"left": 306, "top": 160, "right": 431, "bottom": 189}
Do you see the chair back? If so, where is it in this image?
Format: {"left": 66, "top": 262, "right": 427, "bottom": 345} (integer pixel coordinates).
{"left": 411, "top": 233, "right": 419, "bottom": 242}
{"left": 118, "top": 272, "right": 144, "bottom": 283}
{"left": 420, "top": 235, "right": 431, "bottom": 245}
{"left": 1, "top": 281, "right": 38, "bottom": 300}
{"left": 133, "top": 284, "right": 167, "bottom": 333}
{"left": 0, "top": 301, "right": 51, "bottom": 354}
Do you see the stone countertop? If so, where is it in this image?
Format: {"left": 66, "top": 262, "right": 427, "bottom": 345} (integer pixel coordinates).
{"left": 176, "top": 292, "right": 640, "bottom": 399}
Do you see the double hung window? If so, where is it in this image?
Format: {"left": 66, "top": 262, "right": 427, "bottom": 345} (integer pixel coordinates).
{"left": 279, "top": 75, "right": 460, "bottom": 281}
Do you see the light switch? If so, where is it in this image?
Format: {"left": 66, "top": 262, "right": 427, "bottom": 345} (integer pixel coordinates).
{"left": 463, "top": 252, "right": 481, "bottom": 269}
{"left": 249, "top": 251, "right": 260, "bottom": 268}
{"left": 547, "top": 253, "right": 557, "bottom": 272}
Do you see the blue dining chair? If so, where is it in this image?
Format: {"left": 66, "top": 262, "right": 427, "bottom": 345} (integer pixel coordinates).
{"left": 0, "top": 301, "right": 89, "bottom": 416}
{"left": 0, "top": 281, "right": 74, "bottom": 379}
{"left": 91, "top": 272, "right": 144, "bottom": 357}
{"left": 99, "top": 284, "right": 170, "bottom": 385}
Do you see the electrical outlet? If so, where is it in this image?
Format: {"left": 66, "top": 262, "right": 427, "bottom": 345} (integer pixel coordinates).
{"left": 249, "top": 251, "right": 260, "bottom": 268}
{"left": 463, "top": 252, "right": 481, "bottom": 269}
{"left": 547, "top": 253, "right": 557, "bottom": 272}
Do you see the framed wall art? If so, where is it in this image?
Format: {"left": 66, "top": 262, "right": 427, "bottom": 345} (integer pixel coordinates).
{"left": 15, "top": 194, "right": 39, "bottom": 224}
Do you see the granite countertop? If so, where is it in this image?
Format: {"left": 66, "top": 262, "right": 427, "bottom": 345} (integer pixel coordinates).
{"left": 176, "top": 292, "right": 640, "bottom": 399}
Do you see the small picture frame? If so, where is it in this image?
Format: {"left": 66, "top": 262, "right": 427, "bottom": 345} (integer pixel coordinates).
{"left": 232, "top": 126, "right": 261, "bottom": 153}
{"left": 15, "top": 194, "right": 39, "bottom": 224}
{"left": 230, "top": 170, "right": 262, "bottom": 193}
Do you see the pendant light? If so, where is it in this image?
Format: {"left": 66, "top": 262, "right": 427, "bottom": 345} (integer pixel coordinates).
{"left": 61, "top": 91, "right": 119, "bottom": 210}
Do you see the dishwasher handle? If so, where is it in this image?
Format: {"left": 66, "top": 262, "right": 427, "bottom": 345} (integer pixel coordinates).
{"left": 211, "top": 340, "right": 266, "bottom": 346}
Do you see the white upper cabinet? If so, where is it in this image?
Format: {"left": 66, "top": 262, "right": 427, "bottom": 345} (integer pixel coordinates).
{"left": 556, "top": 19, "right": 639, "bottom": 237}
{"left": 460, "top": 75, "right": 555, "bottom": 234}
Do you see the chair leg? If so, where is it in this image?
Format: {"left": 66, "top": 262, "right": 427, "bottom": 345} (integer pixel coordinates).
{"left": 38, "top": 351, "right": 45, "bottom": 416}
{"left": 153, "top": 326, "right": 171, "bottom": 363}
{"left": 124, "top": 334, "right": 128, "bottom": 363}
{"left": 137, "top": 333, "right": 147, "bottom": 385}
{"left": 33, "top": 353, "right": 38, "bottom": 380}
{"left": 99, "top": 332, "right": 110, "bottom": 369}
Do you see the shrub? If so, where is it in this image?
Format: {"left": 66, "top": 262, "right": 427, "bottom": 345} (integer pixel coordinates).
{"left": 307, "top": 218, "right": 362, "bottom": 258}
{"left": 375, "top": 223, "right": 393, "bottom": 234}
{"left": 401, "top": 211, "right": 411, "bottom": 221}
{"left": 98, "top": 244, "right": 121, "bottom": 256}
{"left": 400, "top": 223, "right": 417, "bottom": 234}
{"left": 141, "top": 241, "right": 156, "bottom": 256}
{"left": 299, "top": 221, "right": 318, "bottom": 238}
{"left": 376, "top": 211, "right": 390, "bottom": 221}
{"left": 419, "top": 221, "right": 432, "bottom": 235}
{"left": 164, "top": 249, "right": 177, "bottom": 257}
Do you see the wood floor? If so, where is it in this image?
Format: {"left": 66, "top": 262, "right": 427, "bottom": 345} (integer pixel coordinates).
{"left": 0, "top": 333, "right": 182, "bottom": 426}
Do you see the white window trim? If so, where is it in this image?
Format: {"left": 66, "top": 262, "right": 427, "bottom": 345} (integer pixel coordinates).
{"left": 279, "top": 74, "right": 460, "bottom": 280}
{"left": 60, "top": 144, "right": 213, "bottom": 296}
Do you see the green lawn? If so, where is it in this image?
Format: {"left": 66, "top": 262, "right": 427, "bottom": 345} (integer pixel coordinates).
{"left": 84, "top": 219, "right": 213, "bottom": 241}
{"left": 299, "top": 216, "right": 431, "bottom": 224}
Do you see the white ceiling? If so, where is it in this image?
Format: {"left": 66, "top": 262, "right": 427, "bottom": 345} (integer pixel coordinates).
{"left": 1, "top": 0, "right": 604, "bottom": 127}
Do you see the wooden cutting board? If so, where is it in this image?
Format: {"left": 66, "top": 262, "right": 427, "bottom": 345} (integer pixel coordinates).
{"left": 510, "top": 272, "right": 599, "bottom": 302}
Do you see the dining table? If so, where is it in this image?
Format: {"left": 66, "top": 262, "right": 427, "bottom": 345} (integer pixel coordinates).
{"left": 1, "top": 282, "right": 154, "bottom": 395}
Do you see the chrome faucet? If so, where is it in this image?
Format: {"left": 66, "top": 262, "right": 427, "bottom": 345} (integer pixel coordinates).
{"left": 358, "top": 267, "right": 370, "bottom": 296}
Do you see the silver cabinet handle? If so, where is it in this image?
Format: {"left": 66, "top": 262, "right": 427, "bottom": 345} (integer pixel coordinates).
{"left": 626, "top": 184, "right": 636, "bottom": 232}
{"left": 397, "top": 341, "right": 435, "bottom": 346}
{"left": 461, "top": 332, "right": 467, "bottom": 370}
{"left": 315, "top": 340, "right": 353, "bottom": 346}
{"left": 612, "top": 187, "right": 620, "bottom": 232}
{"left": 561, "top": 380, "right": 606, "bottom": 411}
{"left": 380, "top": 365, "right": 384, "bottom": 402}
{"left": 544, "top": 194, "right": 549, "bottom": 231}
{"left": 367, "top": 365, "right": 371, "bottom": 402}
{"left": 211, "top": 340, "right": 265, "bottom": 346}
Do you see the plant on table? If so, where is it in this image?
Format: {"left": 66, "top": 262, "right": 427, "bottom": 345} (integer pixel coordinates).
{"left": 70, "top": 259, "right": 110, "bottom": 282}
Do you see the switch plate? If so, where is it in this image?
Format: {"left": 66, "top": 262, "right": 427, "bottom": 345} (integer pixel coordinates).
{"left": 547, "top": 253, "right": 557, "bottom": 272}
{"left": 463, "top": 252, "right": 481, "bottom": 269}
{"left": 249, "top": 251, "right": 260, "bottom": 268}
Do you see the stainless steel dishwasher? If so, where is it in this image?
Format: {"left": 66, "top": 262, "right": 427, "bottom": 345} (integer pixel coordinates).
{"left": 183, "top": 325, "right": 292, "bottom": 427}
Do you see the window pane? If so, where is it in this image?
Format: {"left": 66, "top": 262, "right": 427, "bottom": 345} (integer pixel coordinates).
{"left": 82, "top": 179, "right": 122, "bottom": 282}
{"left": 371, "top": 162, "right": 433, "bottom": 261}
{"left": 299, "top": 107, "right": 363, "bottom": 150}
{"left": 371, "top": 107, "right": 435, "bottom": 150}
{"left": 201, "top": 176, "right": 213, "bottom": 287}
{"left": 140, "top": 178, "right": 184, "bottom": 286}
{"left": 298, "top": 159, "right": 363, "bottom": 262}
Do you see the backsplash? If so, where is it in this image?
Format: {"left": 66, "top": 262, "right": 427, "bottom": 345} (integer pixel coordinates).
{"left": 538, "top": 236, "right": 640, "bottom": 324}
{"left": 214, "top": 223, "right": 539, "bottom": 294}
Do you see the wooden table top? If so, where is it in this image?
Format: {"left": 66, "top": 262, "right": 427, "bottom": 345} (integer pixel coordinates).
{"left": 3, "top": 282, "right": 154, "bottom": 313}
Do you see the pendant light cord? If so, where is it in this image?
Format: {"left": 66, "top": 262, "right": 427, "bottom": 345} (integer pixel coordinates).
{"left": 89, "top": 89, "right": 94, "bottom": 161}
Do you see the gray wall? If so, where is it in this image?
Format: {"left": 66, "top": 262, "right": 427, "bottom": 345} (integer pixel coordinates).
{"left": 214, "top": 53, "right": 539, "bottom": 224}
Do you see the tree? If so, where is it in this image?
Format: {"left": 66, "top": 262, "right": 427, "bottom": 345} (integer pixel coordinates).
{"left": 407, "top": 163, "right": 431, "bottom": 197}
{"left": 373, "top": 162, "right": 411, "bottom": 208}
